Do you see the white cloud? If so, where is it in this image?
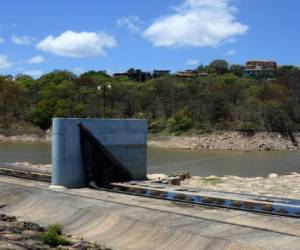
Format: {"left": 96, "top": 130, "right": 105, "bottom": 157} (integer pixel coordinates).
{"left": 143, "top": 0, "right": 248, "bottom": 47}
{"left": 23, "top": 70, "right": 43, "bottom": 78}
{"left": 0, "top": 55, "right": 13, "bottom": 70}
{"left": 37, "top": 30, "right": 117, "bottom": 58}
{"left": 26, "top": 55, "right": 45, "bottom": 64}
{"left": 12, "top": 35, "right": 35, "bottom": 45}
{"left": 223, "top": 49, "right": 236, "bottom": 56}
{"left": 186, "top": 59, "right": 199, "bottom": 65}
{"left": 0, "top": 37, "right": 4, "bottom": 43}
{"left": 116, "top": 16, "right": 141, "bottom": 33}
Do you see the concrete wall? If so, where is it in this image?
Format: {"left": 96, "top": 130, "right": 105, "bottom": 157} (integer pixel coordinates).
{"left": 52, "top": 118, "right": 147, "bottom": 187}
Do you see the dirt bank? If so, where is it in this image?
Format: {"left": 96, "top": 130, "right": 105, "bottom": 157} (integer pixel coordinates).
{"left": 0, "top": 129, "right": 51, "bottom": 143}
{"left": 148, "top": 132, "right": 299, "bottom": 151}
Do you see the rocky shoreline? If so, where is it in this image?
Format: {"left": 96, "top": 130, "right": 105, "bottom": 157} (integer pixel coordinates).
{"left": 0, "top": 214, "right": 110, "bottom": 250}
{"left": 0, "top": 131, "right": 51, "bottom": 143}
{"left": 1, "top": 131, "right": 299, "bottom": 151}
{"left": 149, "top": 132, "right": 299, "bottom": 151}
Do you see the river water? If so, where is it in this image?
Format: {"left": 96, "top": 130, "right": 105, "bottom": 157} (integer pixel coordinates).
{"left": 0, "top": 142, "right": 300, "bottom": 177}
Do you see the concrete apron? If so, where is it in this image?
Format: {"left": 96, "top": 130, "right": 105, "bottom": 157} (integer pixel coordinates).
{"left": 1, "top": 176, "right": 300, "bottom": 250}
{"left": 1, "top": 163, "right": 299, "bottom": 218}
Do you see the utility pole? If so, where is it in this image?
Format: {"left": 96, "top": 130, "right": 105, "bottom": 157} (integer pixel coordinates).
{"left": 97, "top": 83, "right": 112, "bottom": 118}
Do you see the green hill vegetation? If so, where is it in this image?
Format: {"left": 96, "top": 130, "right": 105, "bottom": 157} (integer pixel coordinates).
{"left": 1, "top": 60, "right": 300, "bottom": 137}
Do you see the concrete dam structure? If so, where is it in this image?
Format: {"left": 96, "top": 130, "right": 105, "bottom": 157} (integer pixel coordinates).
{"left": 47, "top": 118, "right": 300, "bottom": 218}
{"left": 1, "top": 118, "right": 300, "bottom": 249}
{"left": 52, "top": 118, "right": 147, "bottom": 187}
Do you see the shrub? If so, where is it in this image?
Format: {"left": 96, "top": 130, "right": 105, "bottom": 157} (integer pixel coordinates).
{"left": 167, "top": 108, "right": 192, "bottom": 134}
{"left": 134, "top": 112, "right": 147, "bottom": 119}
{"left": 42, "top": 223, "right": 69, "bottom": 247}
{"left": 239, "top": 121, "right": 257, "bottom": 134}
{"left": 47, "top": 223, "right": 63, "bottom": 235}
{"left": 148, "top": 119, "right": 167, "bottom": 133}
{"left": 0, "top": 122, "right": 44, "bottom": 136}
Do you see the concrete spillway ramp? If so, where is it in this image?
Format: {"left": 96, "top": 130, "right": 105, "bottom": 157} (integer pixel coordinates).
{"left": 2, "top": 176, "right": 300, "bottom": 250}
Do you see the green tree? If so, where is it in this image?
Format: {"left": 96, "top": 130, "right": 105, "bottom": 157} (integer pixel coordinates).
{"left": 0, "top": 78, "right": 30, "bottom": 129}
{"left": 229, "top": 64, "right": 245, "bottom": 77}
{"left": 1, "top": 60, "right": 300, "bottom": 135}
{"left": 208, "top": 59, "right": 229, "bottom": 75}
{"left": 167, "top": 107, "right": 192, "bottom": 134}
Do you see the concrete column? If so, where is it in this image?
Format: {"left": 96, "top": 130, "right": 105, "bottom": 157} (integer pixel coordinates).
{"left": 52, "top": 118, "right": 147, "bottom": 188}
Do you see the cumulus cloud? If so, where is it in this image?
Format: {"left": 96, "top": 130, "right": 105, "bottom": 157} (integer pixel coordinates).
{"left": 26, "top": 55, "right": 45, "bottom": 64}
{"left": 116, "top": 16, "right": 142, "bottom": 33}
{"left": 186, "top": 59, "right": 199, "bottom": 65}
{"left": 23, "top": 70, "right": 43, "bottom": 78}
{"left": 143, "top": 0, "right": 248, "bottom": 47}
{"left": 223, "top": 49, "right": 236, "bottom": 56}
{"left": 12, "top": 35, "right": 35, "bottom": 45}
{"left": 37, "top": 30, "right": 117, "bottom": 58}
{"left": 0, "top": 55, "right": 13, "bottom": 70}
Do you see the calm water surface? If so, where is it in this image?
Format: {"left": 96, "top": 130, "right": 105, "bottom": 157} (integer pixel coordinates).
{"left": 0, "top": 142, "right": 299, "bottom": 177}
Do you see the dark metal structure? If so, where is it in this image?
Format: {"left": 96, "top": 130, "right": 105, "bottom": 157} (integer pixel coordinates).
{"left": 79, "top": 124, "right": 133, "bottom": 187}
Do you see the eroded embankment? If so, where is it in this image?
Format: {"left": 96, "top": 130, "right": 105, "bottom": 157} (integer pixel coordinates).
{"left": 149, "top": 132, "right": 299, "bottom": 151}
{"left": 0, "top": 133, "right": 51, "bottom": 143}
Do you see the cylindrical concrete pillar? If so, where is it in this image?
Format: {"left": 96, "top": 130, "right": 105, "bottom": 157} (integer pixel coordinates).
{"left": 52, "top": 118, "right": 87, "bottom": 188}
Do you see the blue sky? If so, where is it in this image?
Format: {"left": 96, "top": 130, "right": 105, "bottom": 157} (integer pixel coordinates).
{"left": 0, "top": 0, "right": 299, "bottom": 77}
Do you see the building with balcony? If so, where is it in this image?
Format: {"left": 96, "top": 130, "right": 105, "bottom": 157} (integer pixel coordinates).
{"left": 245, "top": 61, "right": 277, "bottom": 78}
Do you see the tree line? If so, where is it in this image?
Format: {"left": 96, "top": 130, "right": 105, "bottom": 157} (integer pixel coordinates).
{"left": 1, "top": 60, "right": 300, "bottom": 137}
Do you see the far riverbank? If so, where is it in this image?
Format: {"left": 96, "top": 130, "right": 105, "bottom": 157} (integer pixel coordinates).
{"left": 0, "top": 131, "right": 299, "bottom": 151}
{"left": 149, "top": 132, "right": 299, "bottom": 151}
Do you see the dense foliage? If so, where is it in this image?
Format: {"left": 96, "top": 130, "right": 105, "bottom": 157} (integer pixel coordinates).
{"left": 42, "top": 223, "right": 69, "bottom": 247}
{"left": 1, "top": 60, "right": 300, "bottom": 136}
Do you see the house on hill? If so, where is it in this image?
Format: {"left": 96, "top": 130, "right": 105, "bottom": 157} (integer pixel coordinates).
{"left": 245, "top": 61, "right": 277, "bottom": 78}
